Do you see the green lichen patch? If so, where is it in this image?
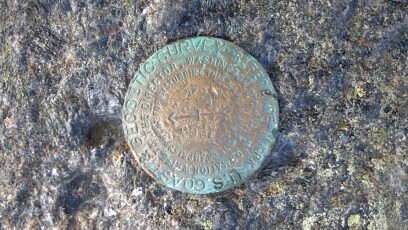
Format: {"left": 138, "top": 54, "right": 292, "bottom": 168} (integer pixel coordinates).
{"left": 347, "top": 214, "right": 361, "bottom": 229}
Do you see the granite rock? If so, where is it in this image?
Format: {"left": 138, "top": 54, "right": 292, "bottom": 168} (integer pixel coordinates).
{"left": 0, "top": 0, "right": 407, "bottom": 229}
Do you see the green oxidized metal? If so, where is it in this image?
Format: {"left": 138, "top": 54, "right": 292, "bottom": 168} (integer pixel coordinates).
{"left": 122, "top": 37, "right": 279, "bottom": 194}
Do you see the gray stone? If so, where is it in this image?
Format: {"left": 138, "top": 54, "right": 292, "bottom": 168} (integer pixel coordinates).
{"left": 0, "top": 0, "right": 406, "bottom": 229}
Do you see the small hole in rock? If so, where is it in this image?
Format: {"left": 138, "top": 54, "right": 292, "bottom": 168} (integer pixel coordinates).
{"left": 86, "top": 120, "right": 122, "bottom": 149}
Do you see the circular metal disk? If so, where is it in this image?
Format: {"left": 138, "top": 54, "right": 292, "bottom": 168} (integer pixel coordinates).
{"left": 122, "top": 37, "right": 278, "bottom": 194}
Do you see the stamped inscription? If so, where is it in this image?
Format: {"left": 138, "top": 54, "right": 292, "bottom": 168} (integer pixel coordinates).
{"left": 123, "top": 37, "right": 279, "bottom": 194}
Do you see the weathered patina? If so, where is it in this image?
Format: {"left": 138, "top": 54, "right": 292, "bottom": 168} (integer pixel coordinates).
{"left": 123, "top": 37, "right": 278, "bottom": 194}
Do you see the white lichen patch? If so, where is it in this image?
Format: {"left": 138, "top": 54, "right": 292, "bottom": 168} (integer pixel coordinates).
{"left": 302, "top": 215, "right": 318, "bottom": 230}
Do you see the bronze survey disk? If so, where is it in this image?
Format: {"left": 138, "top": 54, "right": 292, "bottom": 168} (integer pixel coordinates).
{"left": 122, "top": 37, "right": 279, "bottom": 194}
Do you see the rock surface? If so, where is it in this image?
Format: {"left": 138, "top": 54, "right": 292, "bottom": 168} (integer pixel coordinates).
{"left": 0, "top": 0, "right": 406, "bottom": 229}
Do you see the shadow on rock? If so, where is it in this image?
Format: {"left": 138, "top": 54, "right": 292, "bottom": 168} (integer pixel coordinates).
{"left": 54, "top": 172, "right": 107, "bottom": 216}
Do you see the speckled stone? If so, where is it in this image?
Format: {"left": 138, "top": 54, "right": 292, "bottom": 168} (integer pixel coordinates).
{"left": 0, "top": 0, "right": 406, "bottom": 229}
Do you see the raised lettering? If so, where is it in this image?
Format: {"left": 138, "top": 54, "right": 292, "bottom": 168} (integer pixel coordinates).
{"left": 229, "top": 169, "right": 242, "bottom": 184}
{"left": 195, "top": 179, "right": 205, "bottom": 191}
{"left": 213, "top": 177, "right": 224, "bottom": 190}
{"left": 125, "top": 125, "right": 138, "bottom": 136}
{"left": 130, "top": 136, "right": 142, "bottom": 148}
{"left": 184, "top": 178, "right": 194, "bottom": 190}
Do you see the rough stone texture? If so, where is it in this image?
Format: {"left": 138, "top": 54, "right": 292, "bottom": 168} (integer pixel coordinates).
{"left": 0, "top": 0, "right": 406, "bottom": 229}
